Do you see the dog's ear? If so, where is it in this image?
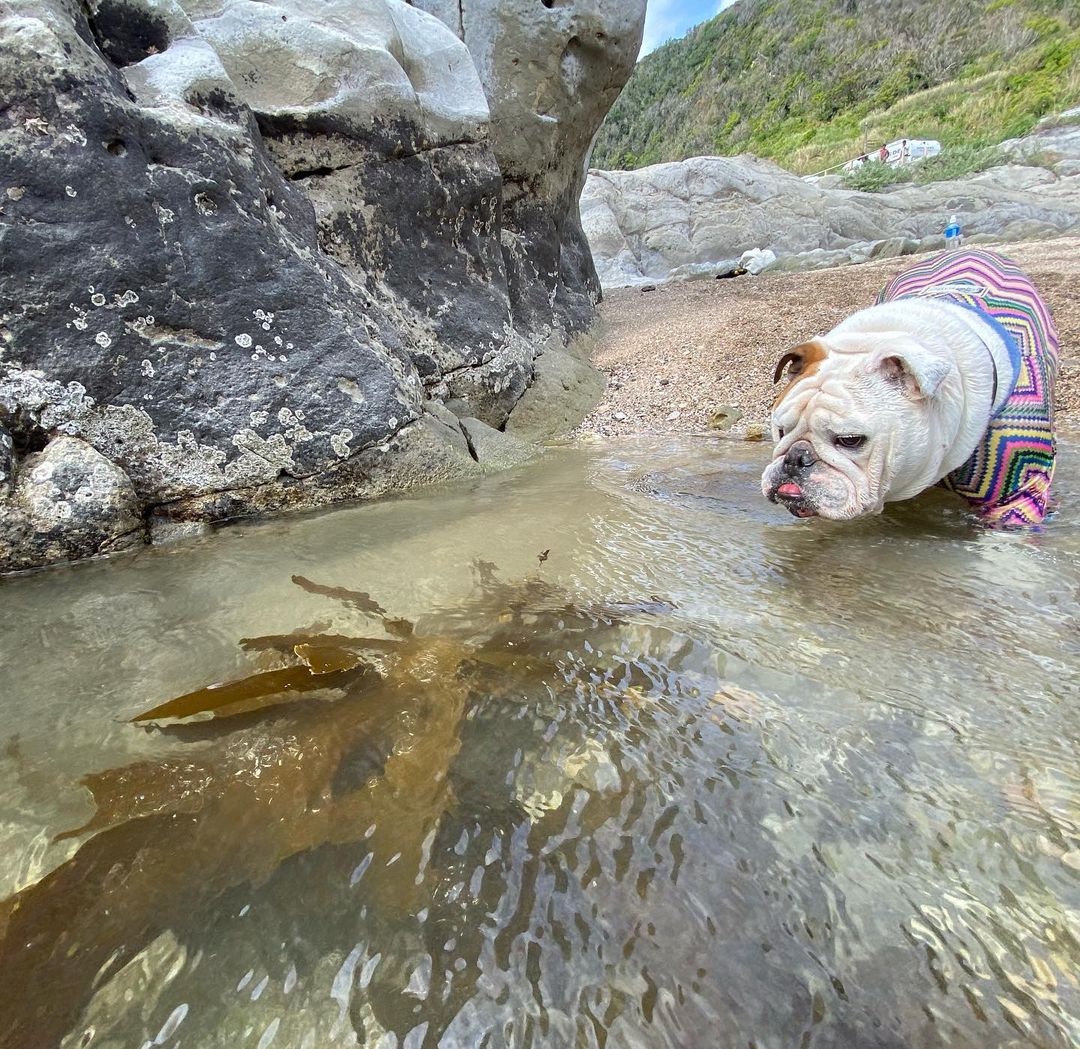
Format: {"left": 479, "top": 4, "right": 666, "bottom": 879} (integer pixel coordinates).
{"left": 773, "top": 341, "right": 827, "bottom": 384}
{"left": 871, "top": 343, "right": 951, "bottom": 399}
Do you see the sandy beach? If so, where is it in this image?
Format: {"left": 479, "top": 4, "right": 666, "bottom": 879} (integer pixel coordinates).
{"left": 579, "top": 236, "right": 1080, "bottom": 438}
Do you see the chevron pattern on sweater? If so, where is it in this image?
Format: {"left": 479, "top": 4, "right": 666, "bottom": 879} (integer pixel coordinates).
{"left": 875, "top": 249, "right": 1058, "bottom": 527}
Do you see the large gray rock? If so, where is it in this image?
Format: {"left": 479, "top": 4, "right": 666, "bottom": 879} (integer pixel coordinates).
{"left": 1000, "top": 120, "right": 1080, "bottom": 178}
{"left": 0, "top": 0, "right": 643, "bottom": 571}
{"left": 583, "top": 143, "right": 1080, "bottom": 288}
{"left": 414, "top": 0, "right": 647, "bottom": 336}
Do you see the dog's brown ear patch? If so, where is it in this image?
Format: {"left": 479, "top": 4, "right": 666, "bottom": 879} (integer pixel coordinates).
{"left": 772, "top": 341, "right": 827, "bottom": 405}
{"left": 773, "top": 341, "right": 827, "bottom": 384}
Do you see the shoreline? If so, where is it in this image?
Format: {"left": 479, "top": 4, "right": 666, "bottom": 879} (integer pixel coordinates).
{"left": 576, "top": 236, "right": 1080, "bottom": 439}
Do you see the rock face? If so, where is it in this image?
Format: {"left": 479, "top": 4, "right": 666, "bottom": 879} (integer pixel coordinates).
{"left": 0, "top": 0, "right": 644, "bottom": 571}
{"left": 1000, "top": 119, "right": 1080, "bottom": 179}
{"left": 413, "top": 0, "right": 647, "bottom": 338}
{"left": 582, "top": 141, "right": 1080, "bottom": 289}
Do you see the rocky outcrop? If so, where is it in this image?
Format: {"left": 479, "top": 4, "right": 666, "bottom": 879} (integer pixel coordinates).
{"left": 504, "top": 337, "right": 607, "bottom": 444}
{"left": 0, "top": 0, "right": 644, "bottom": 571}
{"left": 413, "top": 0, "right": 646, "bottom": 341}
{"left": 999, "top": 118, "right": 1080, "bottom": 178}
{"left": 582, "top": 137, "right": 1080, "bottom": 288}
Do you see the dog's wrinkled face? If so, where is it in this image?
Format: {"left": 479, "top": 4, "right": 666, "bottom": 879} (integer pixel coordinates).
{"left": 761, "top": 336, "right": 951, "bottom": 520}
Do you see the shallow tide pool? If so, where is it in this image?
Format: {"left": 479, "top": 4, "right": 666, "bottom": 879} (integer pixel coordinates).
{"left": 0, "top": 437, "right": 1078, "bottom": 1049}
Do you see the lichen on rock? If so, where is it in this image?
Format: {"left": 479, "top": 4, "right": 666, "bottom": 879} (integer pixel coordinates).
{"left": 0, "top": 0, "right": 645, "bottom": 571}
{"left": 0, "top": 437, "right": 143, "bottom": 571}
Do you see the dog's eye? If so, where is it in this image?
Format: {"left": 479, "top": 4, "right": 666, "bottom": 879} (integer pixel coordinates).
{"left": 778, "top": 427, "right": 785, "bottom": 439}
{"left": 834, "top": 434, "right": 866, "bottom": 450}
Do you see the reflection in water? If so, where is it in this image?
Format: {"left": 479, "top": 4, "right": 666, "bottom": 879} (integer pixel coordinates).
{"left": 0, "top": 437, "right": 1078, "bottom": 1049}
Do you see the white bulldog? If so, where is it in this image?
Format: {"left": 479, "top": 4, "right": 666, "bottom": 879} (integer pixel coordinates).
{"left": 761, "top": 295, "right": 1012, "bottom": 521}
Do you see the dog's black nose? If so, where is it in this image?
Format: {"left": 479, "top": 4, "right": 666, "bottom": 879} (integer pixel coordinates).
{"left": 783, "top": 441, "right": 817, "bottom": 473}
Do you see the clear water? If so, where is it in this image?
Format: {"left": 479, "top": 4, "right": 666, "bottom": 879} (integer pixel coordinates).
{"left": 0, "top": 437, "right": 1077, "bottom": 1049}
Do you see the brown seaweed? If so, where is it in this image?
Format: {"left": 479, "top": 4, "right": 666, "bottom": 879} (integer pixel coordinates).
{"left": 238, "top": 630, "right": 405, "bottom": 655}
{"left": 130, "top": 661, "right": 369, "bottom": 723}
{"left": 0, "top": 568, "right": 673, "bottom": 1049}
{"left": 472, "top": 558, "right": 500, "bottom": 588}
{"left": 0, "top": 638, "right": 469, "bottom": 1049}
{"left": 293, "top": 642, "right": 366, "bottom": 675}
{"left": 291, "top": 574, "right": 389, "bottom": 615}
{"left": 382, "top": 616, "right": 414, "bottom": 638}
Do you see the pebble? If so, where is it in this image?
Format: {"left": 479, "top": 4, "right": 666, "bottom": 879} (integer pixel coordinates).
{"left": 708, "top": 405, "right": 743, "bottom": 431}
{"left": 614, "top": 411, "right": 627, "bottom": 421}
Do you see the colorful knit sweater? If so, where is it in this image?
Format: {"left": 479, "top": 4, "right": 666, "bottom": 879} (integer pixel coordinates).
{"left": 876, "top": 249, "right": 1059, "bottom": 527}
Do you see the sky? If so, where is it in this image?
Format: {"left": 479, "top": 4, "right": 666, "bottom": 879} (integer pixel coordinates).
{"left": 639, "top": 0, "right": 739, "bottom": 58}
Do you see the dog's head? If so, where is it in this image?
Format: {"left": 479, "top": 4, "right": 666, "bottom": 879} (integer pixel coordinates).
{"left": 761, "top": 335, "right": 953, "bottom": 520}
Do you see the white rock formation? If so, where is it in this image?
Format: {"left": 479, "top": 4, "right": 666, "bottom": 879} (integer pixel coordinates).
{"left": 187, "top": 0, "right": 489, "bottom": 144}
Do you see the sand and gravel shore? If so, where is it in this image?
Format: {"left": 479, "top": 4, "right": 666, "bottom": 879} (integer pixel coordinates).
{"left": 577, "top": 236, "right": 1080, "bottom": 439}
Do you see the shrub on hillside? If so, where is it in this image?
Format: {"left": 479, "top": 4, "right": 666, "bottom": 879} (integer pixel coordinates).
{"left": 842, "top": 146, "right": 1005, "bottom": 192}
{"left": 594, "top": 0, "right": 1080, "bottom": 175}
{"left": 912, "top": 145, "right": 1003, "bottom": 183}
{"left": 841, "top": 160, "right": 910, "bottom": 191}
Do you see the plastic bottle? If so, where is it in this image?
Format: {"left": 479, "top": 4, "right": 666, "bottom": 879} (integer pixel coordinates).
{"left": 944, "top": 214, "right": 962, "bottom": 250}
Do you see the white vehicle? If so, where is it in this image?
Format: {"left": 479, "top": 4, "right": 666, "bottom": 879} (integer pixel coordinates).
{"left": 883, "top": 138, "right": 941, "bottom": 165}
{"left": 843, "top": 138, "right": 941, "bottom": 172}
{"left": 806, "top": 138, "right": 944, "bottom": 180}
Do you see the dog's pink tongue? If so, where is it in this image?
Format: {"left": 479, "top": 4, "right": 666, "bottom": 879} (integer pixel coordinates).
{"left": 777, "top": 482, "right": 803, "bottom": 498}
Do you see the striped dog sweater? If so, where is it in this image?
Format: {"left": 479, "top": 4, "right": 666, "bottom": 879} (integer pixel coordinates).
{"left": 876, "top": 249, "right": 1059, "bottom": 527}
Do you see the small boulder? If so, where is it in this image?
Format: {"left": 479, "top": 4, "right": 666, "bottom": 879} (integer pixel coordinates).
{"left": 458, "top": 418, "right": 537, "bottom": 471}
{"left": 868, "top": 237, "right": 920, "bottom": 260}
{"left": 504, "top": 340, "right": 605, "bottom": 443}
{"left": 739, "top": 248, "right": 777, "bottom": 275}
{"left": 0, "top": 438, "right": 144, "bottom": 570}
{"left": 707, "top": 405, "right": 744, "bottom": 431}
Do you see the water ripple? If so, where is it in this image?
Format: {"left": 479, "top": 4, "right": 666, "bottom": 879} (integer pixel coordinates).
{"left": 1, "top": 437, "right": 1077, "bottom": 1049}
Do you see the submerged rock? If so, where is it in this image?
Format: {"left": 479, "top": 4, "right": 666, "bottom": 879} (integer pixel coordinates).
{"left": 0, "top": 0, "right": 645, "bottom": 571}
{"left": 514, "top": 735, "right": 622, "bottom": 821}
{"left": 458, "top": 417, "right": 537, "bottom": 471}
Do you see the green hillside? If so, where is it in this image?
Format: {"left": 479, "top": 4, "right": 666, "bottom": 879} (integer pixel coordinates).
{"left": 593, "top": 0, "right": 1080, "bottom": 175}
